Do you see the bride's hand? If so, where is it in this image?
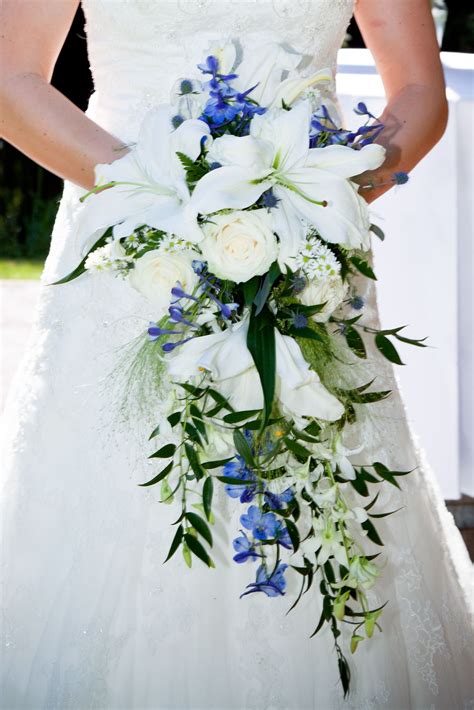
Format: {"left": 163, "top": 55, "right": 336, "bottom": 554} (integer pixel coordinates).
{"left": 354, "top": 0, "right": 448, "bottom": 203}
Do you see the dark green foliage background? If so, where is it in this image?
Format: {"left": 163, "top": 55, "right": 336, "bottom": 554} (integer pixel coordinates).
{"left": 0, "top": 5, "right": 472, "bottom": 261}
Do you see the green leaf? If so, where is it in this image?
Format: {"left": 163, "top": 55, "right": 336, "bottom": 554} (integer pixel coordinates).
{"left": 148, "top": 424, "right": 161, "bottom": 440}
{"left": 160, "top": 478, "right": 174, "bottom": 504}
{"left": 345, "top": 326, "right": 366, "bottom": 359}
{"left": 149, "top": 443, "right": 176, "bottom": 459}
{"left": 369, "top": 507, "right": 403, "bottom": 519}
{"left": 289, "top": 326, "right": 324, "bottom": 342}
{"left": 203, "top": 476, "right": 214, "bottom": 521}
{"left": 284, "top": 438, "right": 311, "bottom": 461}
{"left": 370, "top": 223, "right": 385, "bottom": 241}
{"left": 243, "top": 276, "right": 260, "bottom": 307}
{"left": 167, "top": 411, "right": 182, "bottom": 427}
{"left": 233, "top": 429, "right": 255, "bottom": 468}
{"left": 395, "top": 334, "right": 428, "bottom": 347}
{"left": 247, "top": 305, "right": 276, "bottom": 428}
{"left": 182, "top": 541, "right": 192, "bottom": 568}
{"left": 138, "top": 461, "right": 173, "bottom": 487}
{"left": 223, "top": 409, "right": 261, "bottom": 424}
{"left": 338, "top": 655, "right": 351, "bottom": 697}
{"left": 350, "top": 256, "right": 377, "bottom": 280}
{"left": 190, "top": 403, "right": 207, "bottom": 439}
{"left": 362, "top": 519, "right": 384, "bottom": 546}
{"left": 216, "top": 475, "right": 247, "bottom": 485}
{"left": 184, "top": 533, "right": 213, "bottom": 567}
{"left": 202, "top": 457, "right": 233, "bottom": 469}
{"left": 254, "top": 261, "right": 281, "bottom": 315}
{"left": 247, "top": 306, "right": 276, "bottom": 429}
{"left": 164, "top": 524, "right": 183, "bottom": 563}
{"left": 184, "top": 443, "right": 204, "bottom": 480}
{"left": 285, "top": 519, "right": 300, "bottom": 553}
{"left": 186, "top": 512, "right": 213, "bottom": 546}
{"left": 49, "top": 228, "right": 112, "bottom": 285}
{"left": 310, "top": 609, "right": 326, "bottom": 637}
{"left": 375, "top": 334, "right": 404, "bottom": 365}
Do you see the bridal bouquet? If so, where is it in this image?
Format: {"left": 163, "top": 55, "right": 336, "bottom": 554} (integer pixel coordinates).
{"left": 56, "top": 41, "right": 421, "bottom": 695}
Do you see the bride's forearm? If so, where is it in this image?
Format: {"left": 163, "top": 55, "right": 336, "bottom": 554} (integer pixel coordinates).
{"left": 356, "top": 83, "right": 448, "bottom": 203}
{"left": 0, "top": 72, "right": 128, "bottom": 190}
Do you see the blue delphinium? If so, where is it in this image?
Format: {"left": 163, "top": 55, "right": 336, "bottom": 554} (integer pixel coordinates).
{"left": 240, "top": 505, "right": 279, "bottom": 541}
{"left": 223, "top": 457, "right": 257, "bottom": 503}
{"left": 197, "top": 54, "right": 265, "bottom": 134}
{"left": 241, "top": 562, "right": 289, "bottom": 598}
{"left": 232, "top": 530, "right": 261, "bottom": 563}
{"left": 264, "top": 487, "right": 294, "bottom": 511}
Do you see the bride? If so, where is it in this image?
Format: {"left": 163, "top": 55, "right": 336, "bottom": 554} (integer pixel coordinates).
{"left": 1, "top": 1, "right": 473, "bottom": 708}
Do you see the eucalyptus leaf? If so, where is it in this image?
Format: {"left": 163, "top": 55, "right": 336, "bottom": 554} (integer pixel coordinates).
{"left": 186, "top": 512, "right": 213, "bottom": 546}
{"left": 138, "top": 461, "right": 173, "bottom": 487}
{"left": 149, "top": 443, "right": 176, "bottom": 459}
{"left": 184, "top": 533, "right": 213, "bottom": 567}
{"left": 202, "top": 476, "right": 214, "bottom": 521}
{"left": 233, "top": 429, "right": 255, "bottom": 467}
{"left": 375, "top": 334, "right": 404, "bottom": 365}
{"left": 370, "top": 223, "right": 385, "bottom": 241}
{"left": 164, "top": 524, "right": 184, "bottom": 563}
{"left": 350, "top": 256, "right": 377, "bottom": 280}
{"left": 345, "top": 326, "right": 366, "bottom": 359}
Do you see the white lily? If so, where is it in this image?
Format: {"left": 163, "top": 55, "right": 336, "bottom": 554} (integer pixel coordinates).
{"left": 166, "top": 316, "right": 344, "bottom": 422}
{"left": 269, "top": 67, "right": 333, "bottom": 109}
{"left": 232, "top": 41, "right": 302, "bottom": 107}
{"left": 75, "top": 106, "right": 211, "bottom": 249}
{"left": 191, "top": 101, "right": 385, "bottom": 254}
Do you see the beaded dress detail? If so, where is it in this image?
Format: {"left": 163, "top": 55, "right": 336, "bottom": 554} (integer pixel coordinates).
{"left": 1, "top": 1, "right": 473, "bottom": 708}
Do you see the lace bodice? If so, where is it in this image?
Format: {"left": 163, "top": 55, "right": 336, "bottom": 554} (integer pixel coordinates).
{"left": 81, "top": 0, "right": 355, "bottom": 141}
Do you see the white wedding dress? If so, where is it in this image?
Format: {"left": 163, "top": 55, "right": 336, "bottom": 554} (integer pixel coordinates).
{"left": 1, "top": 1, "right": 473, "bottom": 708}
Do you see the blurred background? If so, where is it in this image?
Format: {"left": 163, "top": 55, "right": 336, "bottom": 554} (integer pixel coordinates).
{"left": 0, "top": 1, "right": 473, "bottom": 552}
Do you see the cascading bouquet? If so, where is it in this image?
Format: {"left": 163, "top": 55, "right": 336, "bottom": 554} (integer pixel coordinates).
{"left": 56, "top": 41, "right": 423, "bottom": 695}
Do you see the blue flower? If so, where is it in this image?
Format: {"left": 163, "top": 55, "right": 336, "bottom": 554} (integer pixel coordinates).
{"left": 292, "top": 312, "right": 308, "bottom": 329}
{"left": 202, "top": 95, "right": 241, "bottom": 125}
{"left": 241, "top": 562, "right": 288, "bottom": 598}
{"left": 264, "top": 487, "right": 294, "bottom": 511}
{"left": 274, "top": 521, "right": 293, "bottom": 550}
{"left": 232, "top": 531, "right": 261, "bottom": 563}
{"left": 223, "top": 457, "right": 256, "bottom": 502}
{"left": 240, "top": 505, "right": 278, "bottom": 541}
{"left": 261, "top": 188, "right": 280, "bottom": 210}
{"left": 350, "top": 295, "right": 364, "bottom": 311}
{"left": 392, "top": 171, "right": 409, "bottom": 185}
{"left": 179, "top": 79, "right": 194, "bottom": 95}
{"left": 171, "top": 114, "right": 184, "bottom": 129}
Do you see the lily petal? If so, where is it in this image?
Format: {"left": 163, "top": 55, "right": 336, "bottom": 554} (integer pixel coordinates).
{"left": 191, "top": 165, "right": 272, "bottom": 214}
{"left": 250, "top": 101, "right": 311, "bottom": 173}
{"left": 306, "top": 143, "right": 386, "bottom": 178}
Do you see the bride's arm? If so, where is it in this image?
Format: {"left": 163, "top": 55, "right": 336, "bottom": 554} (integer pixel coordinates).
{"left": 0, "top": 0, "right": 128, "bottom": 190}
{"left": 354, "top": 0, "right": 448, "bottom": 202}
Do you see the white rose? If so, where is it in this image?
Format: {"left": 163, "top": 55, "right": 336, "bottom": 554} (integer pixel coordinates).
{"left": 129, "top": 250, "right": 199, "bottom": 316}
{"left": 200, "top": 209, "right": 278, "bottom": 283}
{"left": 298, "top": 275, "right": 347, "bottom": 322}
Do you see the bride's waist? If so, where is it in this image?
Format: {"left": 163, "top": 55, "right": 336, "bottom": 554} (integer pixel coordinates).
{"left": 86, "top": 87, "right": 171, "bottom": 143}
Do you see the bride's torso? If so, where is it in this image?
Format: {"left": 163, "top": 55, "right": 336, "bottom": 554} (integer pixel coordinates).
{"left": 81, "top": 0, "right": 355, "bottom": 141}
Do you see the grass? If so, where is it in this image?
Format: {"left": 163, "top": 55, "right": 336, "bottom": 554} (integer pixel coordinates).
{"left": 0, "top": 259, "right": 44, "bottom": 280}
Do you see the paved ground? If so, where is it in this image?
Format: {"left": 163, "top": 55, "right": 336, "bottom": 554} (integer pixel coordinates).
{"left": 0, "top": 280, "right": 41, "bottom": 411}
